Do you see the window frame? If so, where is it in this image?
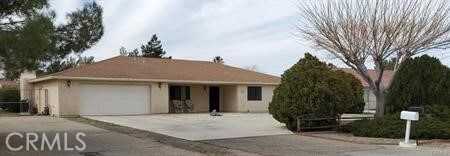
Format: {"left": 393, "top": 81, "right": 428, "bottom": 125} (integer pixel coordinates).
{"left": 247, "top": 86, "right": 262, "bottom": 101}
{"left": 169, "top": 86, "right": 191, "bottom": 100}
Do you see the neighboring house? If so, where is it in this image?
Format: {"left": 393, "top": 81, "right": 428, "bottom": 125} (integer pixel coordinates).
{"left": 0, "top": 80, "right": 19, "bottom": 89}
{"left": 20, "top": 56, "right": 280, "bottom": 117}
{"left": 339, "top": 68, "right": 393, "bottom": 111}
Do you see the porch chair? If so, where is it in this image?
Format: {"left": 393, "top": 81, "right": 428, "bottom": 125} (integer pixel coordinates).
{"left": 184, "top": 100, "right": 194, "bottom": 113}
{"left": 172, "top": 100, "right": 184, "bottom": 113}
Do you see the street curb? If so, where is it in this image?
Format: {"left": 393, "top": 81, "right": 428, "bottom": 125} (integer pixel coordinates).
{"left": 297, "top": 132, "right": 450, "bottom": 147}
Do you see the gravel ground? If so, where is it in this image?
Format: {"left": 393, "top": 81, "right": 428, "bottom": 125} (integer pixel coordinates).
{"left": 203, "top": 134, "right": 449, "bottom": 156}
{"left": 300, "top": 131, "right": 450, "bottom": 148}
{"left": 0, "top": 116, "right": 204, "bottom": 156}
{"left": 0, "top": 108, "right": 21, "bottom": 117}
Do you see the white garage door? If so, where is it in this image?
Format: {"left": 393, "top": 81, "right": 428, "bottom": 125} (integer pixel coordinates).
{"left": 79, "top": 84, "right": 150, "bottom": 115}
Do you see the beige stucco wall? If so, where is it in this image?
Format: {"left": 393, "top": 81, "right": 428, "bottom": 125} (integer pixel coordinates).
{"left": 175, "top": 84, "right": 276, "bottom": 113}
{"left": 32, "top": 80, "right": 59, "bottom": 116}
{"left": 57, "top": 80, "right": 78, "bottom": 116}
{"left": 221, "top": 85, "right": 238, "bottom": 112}
{"left": 235, "top": 85, "right": 276, "bottom": 112}
{"left": 190, "top": 85, "right": 209, "bottom": 112}
{"left": 150, "top": 82, "right": 169, "bottom": 114}
{"left": 31, "top": 79, "right": 277, "bottom": 116}
{"left": 164, "top": 84, "right": 276, "bottom": 113}
{"left": 364, "top": 87, "right": 377, "bottom": 110}
{"left": 32, "top": 80, "right": 170, "bottom": 117}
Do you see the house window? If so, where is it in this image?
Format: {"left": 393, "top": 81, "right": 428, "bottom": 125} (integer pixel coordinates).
{"left": 247, "top": 86, "right": 262, "bottom": 101}
{"left": 363, "top": 88, "right": 370, "bottom": 103}
{"left": 170, "top": 86, "right": 190, "bottom": 100}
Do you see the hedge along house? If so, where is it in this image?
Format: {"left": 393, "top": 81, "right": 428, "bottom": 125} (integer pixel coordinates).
{"left": 339, "top": 68, "right": 393, "bottom": 111}
{"left": 20, "top": 56, "right": 280, "bottom": 117}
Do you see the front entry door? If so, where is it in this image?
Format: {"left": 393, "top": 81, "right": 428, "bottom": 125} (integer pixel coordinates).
{"left": 209, "top": 86, "right": 220, "bottom": 112}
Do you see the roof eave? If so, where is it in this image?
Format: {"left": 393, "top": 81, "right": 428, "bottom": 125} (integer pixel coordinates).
{"left": 28, "top": 76, "right": 279, "bottom": 85}
{"left": 28, "top": 76, "right": 54, "bottom": 83}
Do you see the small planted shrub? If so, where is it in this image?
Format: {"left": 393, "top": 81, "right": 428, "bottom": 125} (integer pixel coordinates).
{"left": 348, "top": 114, "right": 450, "bottom": 139}
{"left": 269, "top": 53, "right": 364, "bottom": 130}
{"left": 424, "top": 105, "right": 450, "bottom": 122}
{"left": 348, "top": 114, "right": 404, "bottom": 138}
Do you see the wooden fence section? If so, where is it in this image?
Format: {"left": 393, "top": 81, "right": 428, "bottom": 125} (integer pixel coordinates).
{"left": 296, "top": 114, "right": 375, "bottom": 132}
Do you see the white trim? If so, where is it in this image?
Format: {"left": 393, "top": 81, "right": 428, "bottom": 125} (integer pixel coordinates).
{"left": 28, "top": 76, "right": 279, "bottom": 85}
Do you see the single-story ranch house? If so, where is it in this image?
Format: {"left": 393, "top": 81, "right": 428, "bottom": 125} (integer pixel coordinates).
{"left": 20, "top": 56, "right": 280, "bottom": 117}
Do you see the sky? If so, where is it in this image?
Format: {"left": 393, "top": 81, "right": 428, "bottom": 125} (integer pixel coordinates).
{"left": 49, "top": 0, "right": 450, "bottom": 76}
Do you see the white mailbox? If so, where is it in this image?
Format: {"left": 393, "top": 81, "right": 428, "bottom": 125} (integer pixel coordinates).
{"left": 399, "top": 110, "right": 420, "bottom": 148}
{"left": 400, "top": 111, "right": 419, "bottom": 121}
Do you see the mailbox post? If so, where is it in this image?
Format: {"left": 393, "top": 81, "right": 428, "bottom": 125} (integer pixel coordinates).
{"left": 399, "top": 111, "right": 419, "bottom": 148}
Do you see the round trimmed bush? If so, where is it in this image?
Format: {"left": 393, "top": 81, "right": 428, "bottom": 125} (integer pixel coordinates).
{"left": 385, "top": 55, "right": 450, "bottom": 114}
{"left": 348, "top": 55, "right": 450, "bottom": 139}
{"left": 269, "top": 53, "right": 364, "bottom": 130}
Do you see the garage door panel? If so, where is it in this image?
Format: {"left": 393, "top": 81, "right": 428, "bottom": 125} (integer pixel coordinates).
{"left": 79, "top": 84, "right": 150, "bottom": 115}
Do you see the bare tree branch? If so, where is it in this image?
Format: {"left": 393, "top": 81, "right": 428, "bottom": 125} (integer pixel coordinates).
{"left": 296, "top": 0, "right": 450, "bottom": 116}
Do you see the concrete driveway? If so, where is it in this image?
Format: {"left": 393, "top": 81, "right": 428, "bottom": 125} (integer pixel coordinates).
{"left": 84, "top": 113, "right": 293, "bottom": 141}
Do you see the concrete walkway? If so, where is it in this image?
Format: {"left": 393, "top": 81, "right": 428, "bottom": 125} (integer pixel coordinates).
{"left": 84, "top": 113, "right": 293, "bottom": 141}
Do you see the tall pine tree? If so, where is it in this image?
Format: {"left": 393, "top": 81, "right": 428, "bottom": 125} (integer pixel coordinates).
{"left": 0, "top": 0, "right": 104, "bottom": 79}
{"left": 141, "top": 34, "right": 167, "bottom": 58}
{"left": 212, "top": 56, "right": 224, "bottom": 64}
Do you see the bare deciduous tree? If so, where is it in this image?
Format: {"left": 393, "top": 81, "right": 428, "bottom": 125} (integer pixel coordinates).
{"left": 297, "top": 0, "right": 450, "bottom": 116}
{"left": 242, "top": 65, "right": 263, "bottom": 73}
{"left": 119, "top": 46, "right": 128, "bottom": 56}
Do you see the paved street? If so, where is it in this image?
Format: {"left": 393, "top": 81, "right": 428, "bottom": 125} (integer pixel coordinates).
{"left": 203, "top": 134, "right": 449, "bottom": 156}
{"left": 0, "top": 116, "right": 203, "bottom": 156}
